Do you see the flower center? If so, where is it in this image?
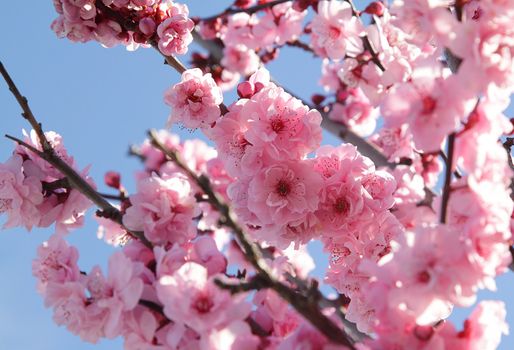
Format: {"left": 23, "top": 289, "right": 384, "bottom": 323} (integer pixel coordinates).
{"left": 333, "top": 197, "right": 349, "bottom": 214}
{"left": 275, "top": 180, "right": 291, "bottom": 197}
{"left": 188, "top": 94, "right": 202, "bottom": 103}
{"left": 417, "top": 270, "right": 431, "bottom": 284}
{"left": 0, "top": 198, "right": 12, "bottom": 213}
{"left": 270, "top": 118, "right": 285, "bottom": 133}
{"left": 193, "top": 295, "right": 214, "bottom": 314}
{"left": 328, "top": 26, "right": 341, "bottom": 39}
{"left": 421, "top": 96, "right": 437, "bottom": 115}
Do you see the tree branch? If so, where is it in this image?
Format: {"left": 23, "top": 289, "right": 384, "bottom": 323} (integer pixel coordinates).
{"left": 0, "top": 62, "right": 152, "bottom": 249}
{"left": 201, "top": 0, "right": 292, "bottom": 22}
{"left": 440, "top": 133, "right": 456, "bottom": 223}
{"left": 148, "top": 129, "right": 357, "bottom": 348}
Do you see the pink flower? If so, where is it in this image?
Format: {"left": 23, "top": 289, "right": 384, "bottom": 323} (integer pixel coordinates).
{"left": 222, "top": 13, "right": 259, "bottom": 49}
{"left": 123, "top": 308, "right": 162, "bottom": 350}
{"left": 123, "top": 173, "right": 199, "bottom": 245}
{"left": 391, "top": 0, "right": 457, "bottom": 46}
{"left": 454, "top": 300, "right": 509, "bottom": 349}
{"left": 329, "top": 88, "right": 379, "bottom": 137}
{"left": 243, "top": 85, "right": 323, "bottom": 161}
{"left": 370, "top": 126, "right": 415, "bottom": 162}
{"left": 209, "top": 101, "right": 252, "bottom": 177}
{"left": 190, "top": 236, "right": 227, "bottom": 276}
{"left": 252, "top": 3, "right": 306, "bottom": 48}
{"left": 156, "top": 5, "right": 194, "bottom": 56}
{"left": 32, "top": 233, "right": 81, "bottom": 293}
{"left": 86, "top": 252, "right": 144, "bottom": 338}
{"left": 247, "top": 160, "right": 323, "bottom": 229}
{"left": 381, "top": 58, "right": 475, "bottom": 151}
{"left": 221, "top": 45, "right": 260, "bottom": 76}
{"left": 0, "top": 154, "right": 43, "bottom": 230}
{"left": 310, "top": 0, "right": 364, "bottom": 60}
{"left": 200, "top": 320, "right": 260, "bottom": 350}
{"left": 164, "top": 68, "right": 223, "bottom": 129}
{"left": 156, "top": 262, "right": 251, "bottom": 333}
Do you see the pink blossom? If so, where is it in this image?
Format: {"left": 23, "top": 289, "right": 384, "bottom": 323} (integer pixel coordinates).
{"left": 164, "top": 68, "right": 223, "bottom": 130}
{"left": 87, "top": 252, "right": 144, "bottom": 338}
{"left": 319, "top": 59, "right": 345, "bottom": 92}
{"left": 454, "top": 300, "right": 509, "bottom": 349}
{"left": 123, "top": 308, "right": 163, "bottom": 350}
{"left": 221, "top": 45, "right": 260, "bottom": 76}
{"left": 190, "top": 236, "right": 227, "bottom": 276}
{"left": 243, "top": 85, "right": 323, "bottom": 161}
{"left": 156, "top": 5, "right": 194, "bottom": 56}
{"left": 200, "top": 320, "right": 260, "bottom": 350}
{"left": 246, "top": 160, "right": 323, "bottom": 231}
{"left": 380, "top": 58, "right": 475, "bottom": 151}
{"left": 0, "top": 154, "right": 43, "bottom": 230}
{"left": 391, "top": 0, "right": 457, "bottom": 46}
{"left": 222, "top": 13, "right": 259, "bottom": 49}
{"left": 329, "top": 88, "right": 379, "bottom": 137}
{"left": 156, "top": 262, "right": 251, "bottom": 333}
{"left": 123, "top": 173, "right": 199, "bottom": 245}
{"left": 252, "top": 3, "right": 306, "bottom": 48}
{"left": 310, "top": 0, "right": 364, "bottom": 60}
{"left": 32, "top": 233, "right": 81, "bottom": 293}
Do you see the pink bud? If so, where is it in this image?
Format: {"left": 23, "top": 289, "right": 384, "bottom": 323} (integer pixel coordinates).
{"left": 363, "top": 2, "right": 385, "bottom": 16}
{"left": 254, "top": 82, "right": 265, "bottom": 93}
{"left": 311, "top": 94, "right": 325, "bottom": 106}
{"left": 105, "top": 171, "right": 121, "bottom": 189}
{"left": 237, "top": 81, "right": 254, "bottom": 99}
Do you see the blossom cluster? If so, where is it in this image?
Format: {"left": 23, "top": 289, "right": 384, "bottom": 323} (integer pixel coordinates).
{"left": 51, "top": 0, "right": 195, "bottom": 55}
{"left": 1, "top": 130, "right": 92, "bottom": 233}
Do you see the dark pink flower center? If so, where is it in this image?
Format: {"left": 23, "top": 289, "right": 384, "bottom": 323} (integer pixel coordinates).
{"left": 333, "top": 197, "right": 350, "bottom": 214}
{"left": 421, "top": 96, "right": 437, "bottom": 115}
{"left": 329, "top": 26, "right": 341, "bottom": 39}
{"left": 188, "top": 94, "right": 202, "bottom": 103}
{"left": 0, "top": 198, "right": 12, "bottom": 213}
{"left": 193, "top": 295, "right": 214, "bottom": 314}
{"left": 270, "top": 118, "right": 285, "bottom": 133}
{"left": 417, "top": 270, "right": 431, "bottom": 284}
{"left": 275, "top": 180, "right": 291, "bottom": 197}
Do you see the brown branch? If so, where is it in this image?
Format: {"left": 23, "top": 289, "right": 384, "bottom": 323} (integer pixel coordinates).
{"left": 343, "top": 0, "right": 385, "bottom": 72}
{"left": 0, "top": 62, "right": 152, "bottom": 249}
{"left": 285, "top": 40, "right": 314, "bottom": 54}
{"left": 148, "top": 129, "right": 357, "bottom": 348}
{"left": 440, "top": 133, "right": 456, "bottom": 223}
{"left": 201, "top": 0, "right": 292, "bottom": 22}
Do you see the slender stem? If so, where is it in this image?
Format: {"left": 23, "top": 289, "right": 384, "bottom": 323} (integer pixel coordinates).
{"left": 343, "top": 0, "right": 385, "bottom": 72}
{"left": 201, "top": 0, "right": 292, "bottom": 22}
{"left": 148, "top": 130, "right": 357, "bottom": 348}
{"left": 1, "top": 62, "right": 152, "bottom": 249}
{"left": 440, "top": 133, "right": 456, "bottom": 223}
{"left": 0, "top": 62, "right": 52, "bottom": 152}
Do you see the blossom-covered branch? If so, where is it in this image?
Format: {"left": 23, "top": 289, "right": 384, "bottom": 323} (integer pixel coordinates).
{"left": 0, "top": 61, "right": 151, "bottom": 248}
{"left": 148, "top": 129, "right": 358, "bottom": 348}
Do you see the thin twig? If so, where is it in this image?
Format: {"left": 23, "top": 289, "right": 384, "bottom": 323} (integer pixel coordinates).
{"left": 343, "top": 0, "right": 385, "bottom": 72}
{"left": 201, "top": 0, "right": 292, "bottom": 22}
{"left": 440, "top": 133, "right": 456, "bottom": 223}
{"left": 1, "top": 62, "right": 152, "bottom": 248}
{"left": 148, "top": 129, "right": 357, "bottom": 348}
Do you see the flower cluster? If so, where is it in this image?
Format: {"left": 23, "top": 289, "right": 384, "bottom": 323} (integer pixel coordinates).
{"left": 1, "top": 130, "right": 93, "bottom": 233}
{"left": 51, "top": 0, "right": 194, "bottom": 55}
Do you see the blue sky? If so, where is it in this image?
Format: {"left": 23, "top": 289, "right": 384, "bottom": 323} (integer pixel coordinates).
{"left": 0, "top": 1, "right": 513, "bottom": 349}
